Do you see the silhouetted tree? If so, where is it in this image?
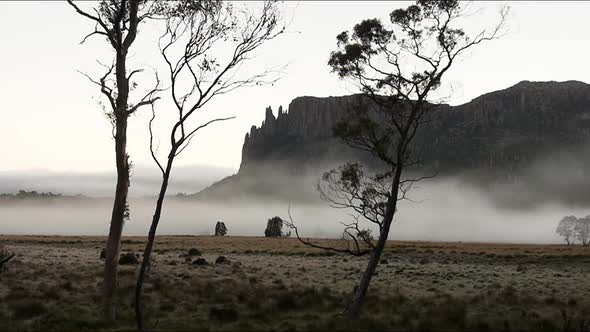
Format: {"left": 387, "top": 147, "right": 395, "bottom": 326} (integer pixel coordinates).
{"left": 68, "top": 0, "right": 164, "bottom": 321}
{"left": 286, "top": 0, "right": 507, "bottom": 318}
{"left": 265, "top": 216, "right": 286, "bottom": 237}
{"left": 215, "top": 221, "right": 227, "bottom": 236}
{"left": 134, "top": 2, "right": 284, "bottom": 330}
{"left": 557, "top": 216, "right": 578, "bottom": 245}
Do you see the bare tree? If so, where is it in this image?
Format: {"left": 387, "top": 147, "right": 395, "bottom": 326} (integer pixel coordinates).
{"left": 67, "top": 0, "right": 163, "bottom": 321}
{"left": 286, "top": 0, "right": 507, "bottom": 319}
{"left": 557, "top": 215, "right": 578, "bottom": 245}
{"left": 575, "top": 216, "right": 590, "bottom": 246}
{"left": 134, "top": 2, "right": 284, "bottom": 330}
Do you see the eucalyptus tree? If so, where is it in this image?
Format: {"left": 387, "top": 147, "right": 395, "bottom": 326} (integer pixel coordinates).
{"left": 68, "top": 0, "right": 163, "bottom": 320}
{"left": 134, "top": 2, "right": 284, "bottom": 330}
{"left": 286, "top": 0, "right": 507, "bottom": 318}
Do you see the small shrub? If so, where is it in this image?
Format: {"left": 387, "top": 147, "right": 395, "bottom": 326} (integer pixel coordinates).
{"left": 187, "top": 248, "right": 202, "bottom": 256}
{"left": 119, "top": 253, "right": 139, "bottom": 265}
{"left": 215, "top": 256, "right": 230, "bottom": 265}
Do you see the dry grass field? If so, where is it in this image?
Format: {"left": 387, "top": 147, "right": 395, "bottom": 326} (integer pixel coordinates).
{"left": 1, "top": 235, "right": 590, "bottom": 331}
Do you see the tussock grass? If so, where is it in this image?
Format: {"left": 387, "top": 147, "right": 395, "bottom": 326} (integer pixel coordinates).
{"left": 0, "top": 236, "right": 589, "bottom": 331}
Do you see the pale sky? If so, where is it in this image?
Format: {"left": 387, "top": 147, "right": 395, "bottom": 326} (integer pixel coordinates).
{"left": 1, "top": 1, "right": 589, "bottom": 174}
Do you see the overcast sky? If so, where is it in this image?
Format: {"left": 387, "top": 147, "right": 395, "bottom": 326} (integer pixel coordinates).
{"left": 1, "top": 1, "right": 589, "bottom": 175}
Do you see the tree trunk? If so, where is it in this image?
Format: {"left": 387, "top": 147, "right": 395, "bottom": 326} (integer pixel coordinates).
{"left": 135, "top": 157, "right": 174, "bottom": 332}
{"left": 103, "top": 48, "right": 131, "bottom": 321}
{"left": 103, "top": 115, "right": 129, "bottom": 321}
{"left": 344, "top": 167, "right": 403, "bottom": 319}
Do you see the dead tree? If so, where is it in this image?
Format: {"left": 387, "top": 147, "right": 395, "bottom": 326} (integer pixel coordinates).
{"left": 556, "top": 216, "right": 578, "bottom": 245}
{"left": 286, "top": 0, "right": 507, "bottom": 319}
{"left": 67, "top": 0, "right": 162, "bottom": 321}
{"left": 134, "top": 2, "right": 284, "bottom": 330}
{"left": 575, "top": 217, "right": 590, "bottom": 246}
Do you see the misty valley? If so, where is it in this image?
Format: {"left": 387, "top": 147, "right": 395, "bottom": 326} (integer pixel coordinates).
{"left": 2, "top": 1, "right": 590, "bottom": 332}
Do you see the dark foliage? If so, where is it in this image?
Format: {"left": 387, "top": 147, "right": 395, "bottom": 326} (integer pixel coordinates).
{"left": 265, "top": 216, "right": 289, "bottom": 238}
{"left": 119, "top": 253, "right": 139, "bottom": 265}
{"left": 215, "top": 221, "right": 228, "bottom": 236}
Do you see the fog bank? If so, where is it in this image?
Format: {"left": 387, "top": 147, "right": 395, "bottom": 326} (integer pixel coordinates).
{"left": 0, "top": 164, "right": 234, "bottom": 197}
{"left": 0, "top": 177, "right": 583, "bottom": 244}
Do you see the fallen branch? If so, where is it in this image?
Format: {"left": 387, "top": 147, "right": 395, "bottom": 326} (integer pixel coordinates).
{"left": 0, "top": 252, "right": 15, "bottom": 270}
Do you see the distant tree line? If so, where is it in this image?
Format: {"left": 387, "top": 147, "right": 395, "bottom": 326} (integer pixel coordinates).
{"left": 556, "top": 215, "right": 590, "bottom": 246}
{"left": 0, "top": 190, "right": 86, "bottom": 200}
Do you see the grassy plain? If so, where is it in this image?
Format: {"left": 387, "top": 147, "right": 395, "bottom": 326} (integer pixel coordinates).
{"left": 1, "top": 235, "right": 589, "bottom": 331}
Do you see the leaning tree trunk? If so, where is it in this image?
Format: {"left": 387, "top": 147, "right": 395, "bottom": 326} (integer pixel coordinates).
{"left": 135, "top": 156, "right": 175, "bottom": 332}
{"left": 344, "top": 167, "right": 402, "bottom": 319}
{"left": 103, "top": 114, "right": 130, "bottom": 321}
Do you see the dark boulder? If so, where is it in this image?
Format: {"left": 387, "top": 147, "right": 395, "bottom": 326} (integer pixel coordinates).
{"left": 192, "top": 258, "right": 208, "bottom": 266}
{"left": 119, "top": 253, "right": 139, "bottom": 265}
{"left": 215, "top": 256, "right": 230, "bottom": 265}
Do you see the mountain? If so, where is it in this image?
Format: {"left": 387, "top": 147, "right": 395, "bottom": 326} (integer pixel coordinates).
{"left": 196, "top": 81, "right": 590, "bottom": 207}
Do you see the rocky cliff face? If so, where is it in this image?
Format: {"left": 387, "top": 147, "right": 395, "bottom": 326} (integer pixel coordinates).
{"left": 199, "top": 81, "right": 590, "bottom": 206}
{"left": 241, "top": 81, "right": 590, "bottom": 175}
{"left": 240, "top": 95, "right": 363, "bottom": 173}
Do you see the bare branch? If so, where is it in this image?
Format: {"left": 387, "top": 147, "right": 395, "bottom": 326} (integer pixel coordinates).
{"left": 76, "top": 64, "right": 117, "bottom": 113}
{"left": 67, "top": 0, "right": 114, "bottom": 46}
{"left": 80, "top": 22, "right": 109, "bottom": 44}
{"left": 148, "top": 103, "right": 165, "bottom": 175}
{"left": 0, "top": 252, "right": 15, "bottom": 269}
{"left": 175, "top": 116, "right": 236, "bottom": 157}
{"left": 284, "top": 205, "right": 372, "bottom": 256}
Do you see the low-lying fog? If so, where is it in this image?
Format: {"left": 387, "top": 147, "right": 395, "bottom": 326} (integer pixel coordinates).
{"left": 0, "top": 165, "right": 234, "bottom": 197}
{"left": 0, "top": 176, "right": 582, "bottom": 244}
